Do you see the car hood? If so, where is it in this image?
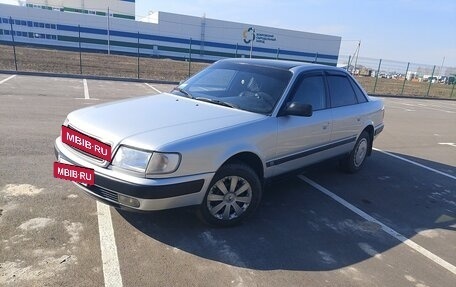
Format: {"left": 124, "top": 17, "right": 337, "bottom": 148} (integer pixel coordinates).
{"left": 66, "top": 93, "right": 265, "bottom": 151}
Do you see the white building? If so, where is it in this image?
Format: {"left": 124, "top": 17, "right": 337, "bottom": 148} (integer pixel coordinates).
{"left": 25, "top": 0, "right": 135, "bottom": 19}
{"left": 0, "top": 3, "right": 341, "bottom": 65}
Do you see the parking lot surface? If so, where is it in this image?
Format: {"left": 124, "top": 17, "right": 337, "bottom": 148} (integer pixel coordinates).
{"left": 0, "top": 74, "right": 455, "bottom": 286}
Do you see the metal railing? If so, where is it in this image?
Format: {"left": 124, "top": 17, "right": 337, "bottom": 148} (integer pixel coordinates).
{"left": 339, "top": 55, "right": 455, "bottom": 98}
{"left": 0, "top": 41, "right": 454, "bottom": 99}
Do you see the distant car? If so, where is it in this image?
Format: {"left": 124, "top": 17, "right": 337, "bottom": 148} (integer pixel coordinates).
{"left": 54, "top": 59, "right": 385, "bottom": 226}
{"left": 439, "top": 76, "right": 448, "bottom": 84}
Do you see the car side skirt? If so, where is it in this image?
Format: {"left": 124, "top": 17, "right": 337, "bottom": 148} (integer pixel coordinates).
{"left": 266, "top": 136, "right": 357, "bottom": 168}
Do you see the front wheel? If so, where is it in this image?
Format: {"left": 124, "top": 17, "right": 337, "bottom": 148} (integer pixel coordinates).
{"left": 199, "top": 162, "right": 262, "bottom": 227}
{"left": 340, "top": 131, "right": 371, "bottom": 173}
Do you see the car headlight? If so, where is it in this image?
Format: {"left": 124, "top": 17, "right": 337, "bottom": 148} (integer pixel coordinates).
{"left": 146, "top": 152, "right": 181, "bottom": 175}
{"left": 112, "top": 146, "right": 152, "bottom": 173}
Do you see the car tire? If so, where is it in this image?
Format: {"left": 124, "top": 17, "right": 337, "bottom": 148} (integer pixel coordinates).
{"left": 198, "top": 162, "right": 262, "bottom": 227}
{"left": 340, "top": 131, "right": 370, "bottom": 173}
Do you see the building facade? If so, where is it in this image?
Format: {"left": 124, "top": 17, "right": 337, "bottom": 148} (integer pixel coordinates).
{"left": 25, "top": 0, "right": 135, "bottom": 19}
{"left": 0, "top": 3, "right": 341, "bottom": 65}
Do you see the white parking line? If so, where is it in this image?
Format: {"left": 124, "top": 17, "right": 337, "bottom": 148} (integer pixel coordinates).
{"left": 83, "top": 79, "right": 90, "bottom": 99}
{"left": 384, "top": 105, "right": 415, "bottom": 112}
{"left": 0, "top": 74, "right": 16, "bottom": 84}
{"left": 373, "top": 148, "right": 456, "bottom": 180}
{"left": 439, "top": 142, "right": 456, "bottom": 148}
{"left": 97, "top": 202, "right": 123, "bottom": 287}
{"left": 416, "top": 102, "right": 456, "bottom": 111}
{"left": 386, "top": 101, "right": 455, "bottom": 113}
{"left": 144, "top": 83, "right": 162, "bottom": 94}
{"left": 298, "top": 175, "right": 456, "bottom": 276}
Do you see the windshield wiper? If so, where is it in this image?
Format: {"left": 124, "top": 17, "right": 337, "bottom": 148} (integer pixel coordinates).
{"left": 195, "top": 97, "right": 238, "bottom": 109}
{"left": 172, "top": 87, "right": 194, "bottom": 99}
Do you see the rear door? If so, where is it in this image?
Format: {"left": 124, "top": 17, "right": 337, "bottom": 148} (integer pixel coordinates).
{"left": 326, "top": 72, "right": 365, "bottom": 153}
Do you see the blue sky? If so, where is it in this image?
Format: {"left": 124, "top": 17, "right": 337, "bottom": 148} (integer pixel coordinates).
{"left": 136, "top": 0, "right": 456, "bottom": 66}
{"left": 1, "top": 0, "right": 454, "bottom": 66}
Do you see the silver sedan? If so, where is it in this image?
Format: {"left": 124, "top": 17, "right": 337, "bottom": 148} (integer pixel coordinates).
{"left": 54, "top": 58, "right": 384, "bottom": 226}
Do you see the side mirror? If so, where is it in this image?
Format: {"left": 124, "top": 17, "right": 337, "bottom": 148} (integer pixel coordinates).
{"left": 283, "top": 102, "right": 313, "bottom": 117}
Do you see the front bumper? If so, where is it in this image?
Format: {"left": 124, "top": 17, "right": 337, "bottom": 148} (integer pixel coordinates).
{"left": 54, "top": 137, "right": 214, "bottom": 211}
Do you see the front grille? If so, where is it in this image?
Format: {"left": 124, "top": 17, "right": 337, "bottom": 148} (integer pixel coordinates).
{"left": 66, "top": 124, "right": 108, "bottom": 165}
{"left": 69, "top": 145, "right": 104, "bottom": 162}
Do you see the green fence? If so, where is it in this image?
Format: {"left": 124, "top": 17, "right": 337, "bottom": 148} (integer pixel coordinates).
{"left": 0, "top": 41, "right": 455, "bottom": 99}
{"left": 338, "top": 55, "right": 455, "bottom": 99}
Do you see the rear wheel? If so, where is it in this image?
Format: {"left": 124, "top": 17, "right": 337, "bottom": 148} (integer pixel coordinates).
{"left": 199, "top": 162, "right": 262, "bottom": 227}
{"left": 340, "top": 131, "right": 370, "bottom": 173}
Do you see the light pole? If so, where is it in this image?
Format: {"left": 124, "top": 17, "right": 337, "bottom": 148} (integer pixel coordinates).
{"left": 107, "top": 7, "right": 110, "bottom": 55}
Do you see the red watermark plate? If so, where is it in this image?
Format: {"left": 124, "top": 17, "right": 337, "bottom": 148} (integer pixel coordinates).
{"left": 61, "top": 125, "right": 111, "bottom": 161}
{"left": 54, "top": 162, "right": 95, "bottom": 186}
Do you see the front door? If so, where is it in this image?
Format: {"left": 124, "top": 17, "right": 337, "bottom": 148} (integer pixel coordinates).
{"left": 272, "top": 73, "right": 332, "bottom": 176}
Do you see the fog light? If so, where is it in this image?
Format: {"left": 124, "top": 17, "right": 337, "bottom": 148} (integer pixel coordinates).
{"left": 118, "top": 194, "right": 140, "bottom": 208}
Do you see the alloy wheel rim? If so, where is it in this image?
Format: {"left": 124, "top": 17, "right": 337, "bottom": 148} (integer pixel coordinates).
{"left": 207, "top": 176, "right": 252, "bottom": 220}
{"left": 354, "top": 138, "right": 368, "bottom": 167}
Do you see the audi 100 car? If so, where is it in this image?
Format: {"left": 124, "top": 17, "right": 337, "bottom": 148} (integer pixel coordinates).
{"left": 54, "top": 59, "right": 384, "bottom": 226}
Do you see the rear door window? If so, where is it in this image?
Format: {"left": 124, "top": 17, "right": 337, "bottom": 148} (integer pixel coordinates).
{"left": 327, "top": 75, "right": 358, "bottom": 108}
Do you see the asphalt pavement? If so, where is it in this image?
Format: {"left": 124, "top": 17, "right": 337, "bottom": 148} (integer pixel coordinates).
{"left": 0, "top": 74, "right": 455, "bottom": 287}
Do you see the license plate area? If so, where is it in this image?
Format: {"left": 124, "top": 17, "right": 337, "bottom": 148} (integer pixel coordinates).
{"left": 53, "top": 162, "right": 95, "bottom": 186}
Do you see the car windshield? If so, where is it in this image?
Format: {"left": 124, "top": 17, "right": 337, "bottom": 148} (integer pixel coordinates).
{"left": 172, "top": 61, "right": 292, "bottom": 115}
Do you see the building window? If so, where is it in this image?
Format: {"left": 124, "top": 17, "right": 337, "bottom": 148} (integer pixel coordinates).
{"left": 45, "top": 24, "right": 50, "bottom": 29}
{"left": 50, "top": 24, "right": 56, "bottom": 29}
{"left": 0, "top": 29, "right": 3, "bottom": 35}
{"left": 39, "top": 23, "right": 44, "bottom": 28}
{"left": 2, "top": 18, "right": 8, "bottom": 24}
{"left": 27, "top": 21, "right": 32, "bottom": 27}
{"left": 15, "top": 20, "right": 20, "bottom": 25}
{"left": 28, "top": 32, "right": 33, "bottom": 38}
{"left": 51, "top": 35, "right": 56, "bottom": 40}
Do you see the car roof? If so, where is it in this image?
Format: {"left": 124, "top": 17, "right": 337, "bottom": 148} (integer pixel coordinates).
{"left": 217, "top": 58, "right": 343, "bottom": 73}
